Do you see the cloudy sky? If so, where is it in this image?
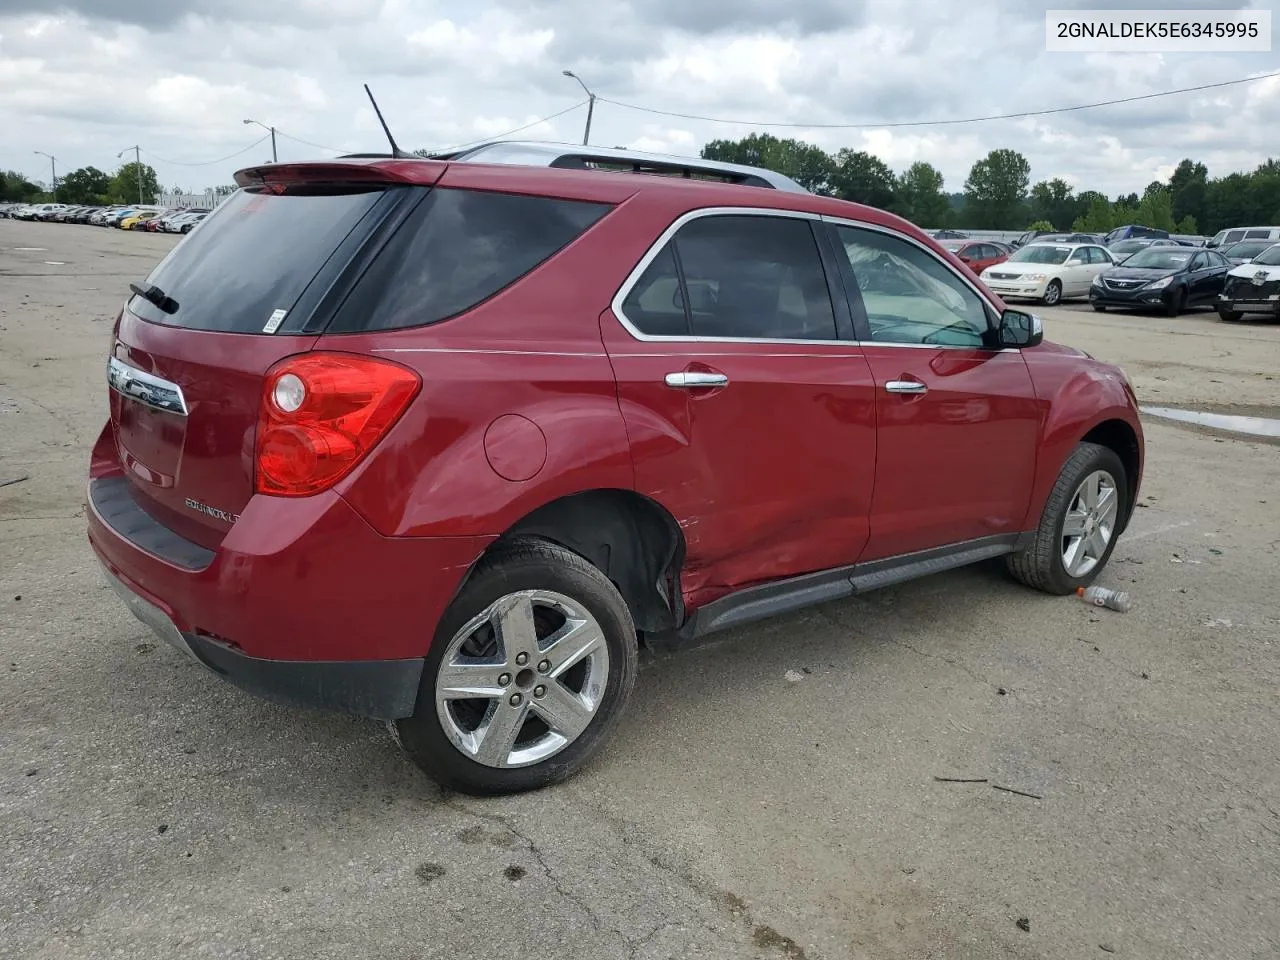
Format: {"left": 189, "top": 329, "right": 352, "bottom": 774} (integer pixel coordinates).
{"left": 1, "top": 0, "right": 1277, "bottom": 197}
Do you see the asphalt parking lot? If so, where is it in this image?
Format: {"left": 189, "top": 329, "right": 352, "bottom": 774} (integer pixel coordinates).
{"left": 2, "top": 220, "right": 1278, "bottom": 960}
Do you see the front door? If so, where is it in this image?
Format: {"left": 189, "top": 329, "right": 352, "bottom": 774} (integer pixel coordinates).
{"left": 602, "top": 211, "right": 877, "bottom": 605}
{"left": 824, "top": 220, "right": 1042, "bottom": 561}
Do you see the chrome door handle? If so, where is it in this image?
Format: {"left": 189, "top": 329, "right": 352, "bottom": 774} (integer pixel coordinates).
{"left": 665, "top": 371, "right": 729, "bottom": 388}
{"left": 885, "top": 379, "right": 928, "bottom": 395}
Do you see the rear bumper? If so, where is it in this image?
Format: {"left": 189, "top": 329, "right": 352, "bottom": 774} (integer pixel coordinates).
{"left": 100, "top": 563, "right": 423, "bottom": 719}
{"left": 87, "top": 418, "right": 494, "bottom": 712}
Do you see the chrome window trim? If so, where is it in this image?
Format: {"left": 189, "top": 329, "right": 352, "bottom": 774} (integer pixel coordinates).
{"left": 608, "top": 207, "right": 1024, "bottom": 353}
{"left": 820, "top": 215, "right": 1020, "bottom": 353}
{"left": 609, "top": 206, "right": 844, "bottom": 346}
{"left": 106, "top": 356, "right": 188, "bottom": 416}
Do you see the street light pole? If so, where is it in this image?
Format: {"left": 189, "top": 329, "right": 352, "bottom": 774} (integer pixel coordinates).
{"left": 562, "top": 70, "right": 596, "bottom": 146}
{"left": 243, "top": 119, "right": 278, "bottom": 162}
{"left": 34, "top": 151, "right": 57, "bottom": 201}
{"left": 117, "top": 146, "right": 144, "bottom": 203}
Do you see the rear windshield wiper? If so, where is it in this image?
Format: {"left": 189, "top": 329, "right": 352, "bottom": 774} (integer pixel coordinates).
{"left": 129, "top": 282, "right": 179, "bottom": 315}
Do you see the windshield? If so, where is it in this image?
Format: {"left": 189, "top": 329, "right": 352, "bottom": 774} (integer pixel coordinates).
{"left": 1121, "top": 249, "right": 1191, "bottom": 270}
{"left": 1109, "top": 240, "right": 1147, "bottom": 255}
{"left": 1250, "top": 244, "right": 1280, "bottom": 266}
{"left": 1010, "top": 245, "right": 1072, "bottom": 264}
{"left": 939, "top": 240, "right": 966, "bottom": 252}
{"left": 1224, "top": 241, "right": 1274, "bottom": 258}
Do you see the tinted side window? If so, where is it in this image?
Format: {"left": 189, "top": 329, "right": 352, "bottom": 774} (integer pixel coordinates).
{"left": 1189, "top": 253, "right": 1207, "bottom": 270}
{"left": 620, "top": 244, "right": 686, "bottom": 336}
{"left": 331, "top": 189, "right": 611, "bottom": 333}
{"left": 671, "top": 215, "right": 837, "bottom": 340}
{"left": 1225, "top": 231, "right": 1246, "bottom": 244}
{"left": 1244, "top": 229, "right": 1272, "bottom": 239}
{"left": 833, "top": 225, "right": 990, "bottom": 347}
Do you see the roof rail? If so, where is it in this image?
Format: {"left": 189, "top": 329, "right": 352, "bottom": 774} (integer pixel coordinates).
{"left": 435, "top": 141, "right": 809, "bottom": 193}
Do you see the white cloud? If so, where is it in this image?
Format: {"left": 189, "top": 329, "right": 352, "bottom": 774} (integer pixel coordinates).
{"left": 0, "top": 0, "right": 1276, "bottom": 197}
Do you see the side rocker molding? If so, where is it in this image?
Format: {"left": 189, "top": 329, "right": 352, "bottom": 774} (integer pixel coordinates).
{"left": 673, "top": 532, "right": 1034, "bottom": 645}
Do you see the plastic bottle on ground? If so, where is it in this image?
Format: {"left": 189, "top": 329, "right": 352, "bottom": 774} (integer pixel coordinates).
{"left": 1077, "top": 585, "right": 1131, "bottom": 613}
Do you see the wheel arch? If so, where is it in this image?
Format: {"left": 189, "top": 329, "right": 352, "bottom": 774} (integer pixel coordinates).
{"left": 1080, "top": 417, "right": 1142, "bottom": 531}
{"left": 453, "top": 488, "right": 687, "bottom": 640}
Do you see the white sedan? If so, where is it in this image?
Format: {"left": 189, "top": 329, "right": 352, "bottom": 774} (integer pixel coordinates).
{"left": 979, "top": 242, "right": 1117, "bottom": 306}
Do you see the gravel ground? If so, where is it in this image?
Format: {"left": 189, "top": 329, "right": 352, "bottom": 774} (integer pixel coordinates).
{"left": 2, "top": 221, "right": 1279, "bottom": 960}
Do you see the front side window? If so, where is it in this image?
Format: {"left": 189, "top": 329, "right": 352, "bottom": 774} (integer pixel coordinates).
{"left": 622, "top": 214, "right": 838, "bottom": 341}
{"left": 833, "top": 225, "right": 990, "bottom": 347}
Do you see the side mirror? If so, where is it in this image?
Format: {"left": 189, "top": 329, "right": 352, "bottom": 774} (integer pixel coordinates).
{"left": 998, "top": 308, "right": 1043, "bottom": 348}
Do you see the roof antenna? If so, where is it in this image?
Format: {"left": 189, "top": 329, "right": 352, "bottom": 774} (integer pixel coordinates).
{"left": 363, "top": 84, "right": 411, "bottom": 159}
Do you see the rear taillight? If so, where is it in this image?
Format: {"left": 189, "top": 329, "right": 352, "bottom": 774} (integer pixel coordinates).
{"left": 255, "top": 353, "right": 420, "bottom": 497}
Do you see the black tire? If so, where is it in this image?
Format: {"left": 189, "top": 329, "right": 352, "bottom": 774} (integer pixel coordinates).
{"left": 1217, "top": 308, "right": 1243, "bottom": 322}
{"left": 1041, "top": 280, "right": 1062, "bottom": 306}
{"left": 1006, "top": 441, "right": 1128, "bottom": 595}
{"left": 1165, "top": 286, "right": 1185, "bottom": 317}
{"left": 1092, "top": 304, "right": 1107, "bottom": 312}
{"left": 392, "top": 538, "right": 638, "bottom": 795}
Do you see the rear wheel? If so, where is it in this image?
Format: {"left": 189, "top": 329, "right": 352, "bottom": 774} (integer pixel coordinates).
{"left": 1042, "top": 280, "right": 1062, "bottom": 306}
{"left": 1217, "top": 308, "right": 1243, "bottom": 322}
{"left": 392, "top": 539, "right": 638, "bottom": 795}
{"left": 1007, "top": 442, "right": 1127, "bottom": 595}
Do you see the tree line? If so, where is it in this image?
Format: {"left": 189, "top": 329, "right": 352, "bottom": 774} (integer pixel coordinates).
{"left": 701, "top": 133, "right": 1280, "bottom": 236}
{"left": 2, "top": 162, "right": 161, "bottom": 206}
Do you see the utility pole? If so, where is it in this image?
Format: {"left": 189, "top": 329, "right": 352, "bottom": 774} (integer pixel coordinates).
{"left": 117, "top": 146, "right": 144, "bottom": 203}
{"left": 33, "top": 151, "right": 57, "bottom": 201}
{"left": 243, "top": 119, "right": 278, "bottom": 162}
{"left": 562, "top": 70, "right": 596, "bottom": 146}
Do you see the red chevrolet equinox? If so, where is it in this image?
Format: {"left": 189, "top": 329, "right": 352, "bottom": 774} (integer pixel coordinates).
{"left": 88, "top": 146, "right": 1143, "bottom": 795}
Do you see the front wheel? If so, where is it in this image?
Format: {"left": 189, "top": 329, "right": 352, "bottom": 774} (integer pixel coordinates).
{"left": 392, "top": 539, "right": 638, "bottom": 795}
{"left": 1165, "top": 287, "right": 1185, "bottom": 317}
{"left": 1217, "top": 308, "right": 1243, "bottom": 322}
{"left": 1041, "top": 280, "right": 1062, "bottom": 306}
{"left": 1092, "top": 303, "right": 1107, "bottom": 312}
{"left": 1007, "top": 442, "right": 1127, "bottom": 595}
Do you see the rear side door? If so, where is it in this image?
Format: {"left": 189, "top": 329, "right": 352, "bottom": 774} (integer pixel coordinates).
{"left": 601, "top": 210, "right": 877, "bottom": 602}
{"left": 822, "top": 218, "right": 1041, "bottom": 560}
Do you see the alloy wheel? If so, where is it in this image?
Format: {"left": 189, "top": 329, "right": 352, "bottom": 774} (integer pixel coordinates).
{"left": 1061, "top": 469, "right": 1119, "bottom": 578}
{"left": 434, "top": 590, "right": 610, "bottom": 769}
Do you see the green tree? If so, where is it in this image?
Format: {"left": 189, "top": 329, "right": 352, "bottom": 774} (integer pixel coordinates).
{"left": 1025, "top": 219, "right": 1055, "bottom": 231}
{"left": 701, "top": 133, "right": 835, "bottom": 195}
{"left": 1174, "top": 215, "right": 1199, "bottom": 234}
{"left": 829, "top": 149, "right": 896, "bottom": 210}
{"left": 1028, "top": 178, "right": 1079, "bottom": 231}
{"left": 962, "top": 148, "right": 1030, "bottom": 228}
{"left": 1134, "top": 186, "right": 1175, "bottom": 230}
{"left": 894, "top": 161, "right": 949, "bottom": 227}
{"left": 59, "top": 166, "right": 111, "bottom": 205}
{"left": 108, "top": 161, "right": 159, "bottom": 205}
{"left": 1072, "top": 194, "right": 1116, "bottom": 233}
{"left": 1, "top": 170, "right": 45, "bottom": 203}
{"left": 1168, "top": 159, "right": 1208, "bottom": 228}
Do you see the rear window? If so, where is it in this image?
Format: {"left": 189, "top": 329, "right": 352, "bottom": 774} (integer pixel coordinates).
{"left": 328, "top": 188, "right": 610, "bottom": 333}
{"left": 129, "top": 188, "right": 384, "bottom": 332}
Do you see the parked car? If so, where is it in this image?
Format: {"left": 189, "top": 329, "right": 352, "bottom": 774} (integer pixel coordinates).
{"left": 1103, "top": 224, "right": 1170, "bottom": 244}
{"left": 939, "top": 239, "right": 1008, "bottom": 274}
{"left": 1220, "top": 239, "right": 1278, "bottom": 265}
{"left": 90, "top": 149, "right": 1143, "bottom": 794}
{"left": 1011, "top": 228, "right": 1059, "bottom": 248}
{"left": 121, "top": 210, "right": 162, "bottom": 230}
{"left": 1206, "top": 226, "right": 1280, "bottom": 249}
{"left": 1217, "top": 243, "right": 1280, "bottom": 321}
{"left": 979, "top": 241, "right": 1116, "bottom": 305}
{"left": 166, "top": 212, "right": 207, "bottom": 234}
{"left": 1088, "top": 246, "right": 1232, "bottom": 316}
{"left": 1040, "top": 233, "right": 1105, "bottom": 244}
{"left": 14, "top": 202, "right": 67, "bottom": 221}
{"left": 1105, "top": 238, "right": 1183, "bottom": 261}
{"left": 1169, "top": 234, "right": 1209, "bottom": 247}
{"left": 932, "top": 229, "right": 968, "bottom": 240}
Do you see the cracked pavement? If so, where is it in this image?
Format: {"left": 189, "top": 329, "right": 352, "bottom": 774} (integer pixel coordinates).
{"left": 3, "top": 221, "right": 1280, "bottom": 959}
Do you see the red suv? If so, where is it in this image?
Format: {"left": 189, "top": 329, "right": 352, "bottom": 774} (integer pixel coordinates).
{"left": 88, "top": 147, "right": 1143, "bottom": 795}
